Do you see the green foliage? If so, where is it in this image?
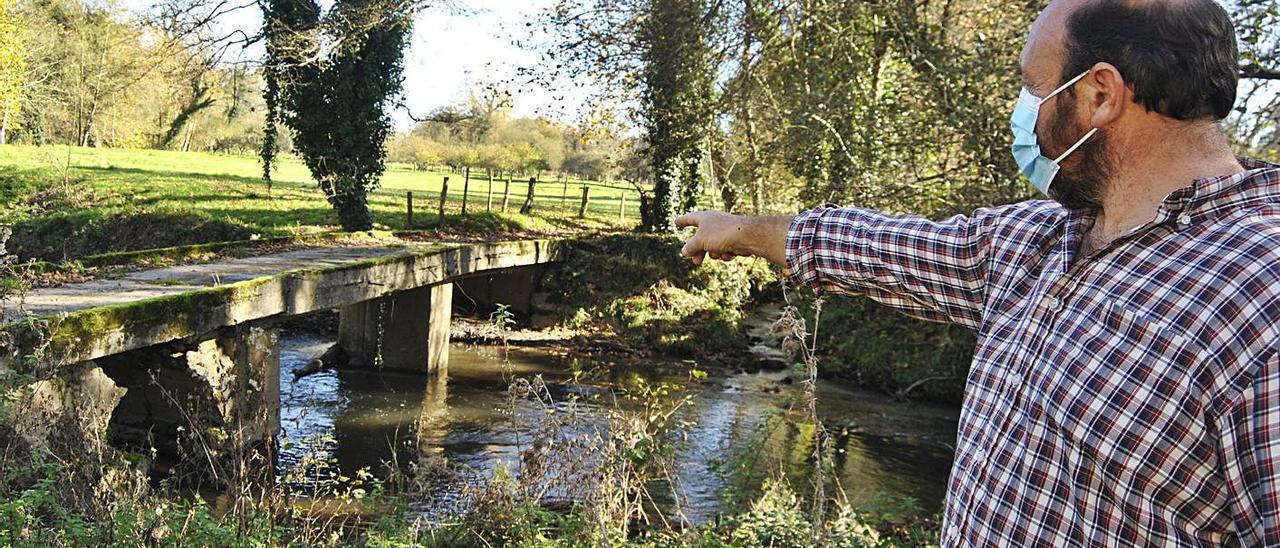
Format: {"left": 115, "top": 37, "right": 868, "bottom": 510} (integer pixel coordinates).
{"left": 724, "top": 480, "right": 816, "bottom": 546}
{"left": 751, "top": 0, "right": 1038, "bottom": 214}
{"left": 542, "top": 234, "right": 777, "bottom": 356}
{"left": 0, "top": 0, "right": 25, "bottom": 142}
{"left": 638, "top": 0, "right": 716, "bottom": 232}
{"left": 1231, "top": 0, "right": 1280, "bottom": 157}
{"left": 813, "top": 296, "right": 976, "bottom": 404}
{"left": 263, "top": 0, "right": 413, "bottom": 231}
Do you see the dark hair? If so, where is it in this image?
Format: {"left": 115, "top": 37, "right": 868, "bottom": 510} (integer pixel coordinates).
{"left": 1061, "top": 0, "right": 1239, "bottom": 121}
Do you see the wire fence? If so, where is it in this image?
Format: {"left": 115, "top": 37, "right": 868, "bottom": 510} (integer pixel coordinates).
{"left": 379, "top": 167, "right": 647, "bottom": 229}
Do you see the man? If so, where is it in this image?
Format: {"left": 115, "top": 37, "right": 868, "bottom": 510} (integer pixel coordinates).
{"left": 678, "top": 0, "right": 1280, "bottom": 545}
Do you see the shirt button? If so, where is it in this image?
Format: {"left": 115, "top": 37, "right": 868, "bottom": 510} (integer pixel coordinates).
{"left": 948, "top": 524, "right": 961, "bottom": 541}
{"left": 1177, "top": 213, "right": 1192, "bottom": 228}
{"left": 1043, "top": 296, "right": 1062, "bottom": 312}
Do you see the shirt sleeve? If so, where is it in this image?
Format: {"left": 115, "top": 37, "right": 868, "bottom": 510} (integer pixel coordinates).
{"left": 1215, "top": 348, "right": 1280, "bottom": 546}
{"left": 784, "top": 204, "right": 1004, "bottom": 329}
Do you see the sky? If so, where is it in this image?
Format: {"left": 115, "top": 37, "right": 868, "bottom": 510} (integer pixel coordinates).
{"left": 123, "top": 0, "right": 600, "bottom": 131}
{"left": 398, "top": 0, "right": 600, "bottom": 128}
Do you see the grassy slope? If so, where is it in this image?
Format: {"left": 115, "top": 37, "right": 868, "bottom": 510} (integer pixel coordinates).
{"left": 0, "top": 145, "right": 651, "bottom": 261}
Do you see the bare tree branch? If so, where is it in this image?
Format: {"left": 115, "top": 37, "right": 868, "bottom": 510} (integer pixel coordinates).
{"left": 1241, "top": 64, "right": 1280, "bottom": 81}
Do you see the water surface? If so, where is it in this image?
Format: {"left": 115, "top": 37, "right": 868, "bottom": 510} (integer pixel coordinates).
{"left": 277, "top": 331, "right": 959, "bottom": 523}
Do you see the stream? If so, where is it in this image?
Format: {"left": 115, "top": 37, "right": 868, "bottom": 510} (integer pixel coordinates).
{"left": 276, "top": 329, "right": 960, "bottom": 525}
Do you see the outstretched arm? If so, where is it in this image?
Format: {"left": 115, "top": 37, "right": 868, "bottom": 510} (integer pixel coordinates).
{"left": 676, "top": 205, "right": 1006, "bottom": 329}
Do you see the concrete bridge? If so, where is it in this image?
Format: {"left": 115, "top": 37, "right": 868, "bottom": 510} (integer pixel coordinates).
{"left": 0, "top": 238, "right": 567, "bottom": 478}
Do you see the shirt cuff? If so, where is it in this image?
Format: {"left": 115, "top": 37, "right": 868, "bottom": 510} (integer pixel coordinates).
{"left": 784, "top": 204, "right": 839, "bottom": 295}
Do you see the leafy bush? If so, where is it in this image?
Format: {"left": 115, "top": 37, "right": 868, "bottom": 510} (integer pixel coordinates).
{"left": 541, "top": 234, "right": 777, "bottom": 357}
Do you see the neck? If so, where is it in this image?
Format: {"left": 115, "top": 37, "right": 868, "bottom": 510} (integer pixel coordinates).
{"left": 1093, "top": 122, "right": 1243, "bottom": 243}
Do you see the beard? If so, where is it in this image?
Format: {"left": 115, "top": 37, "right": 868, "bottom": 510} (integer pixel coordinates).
{"left": 1043, "top": 93, "right": 1114, "bottom": 211}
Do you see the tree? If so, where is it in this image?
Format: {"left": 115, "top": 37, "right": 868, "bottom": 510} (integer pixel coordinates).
{"left": 637, "top": 0, "right": 716, "bottom": 232}
{"left": 0, "top": 0, "right": 25, "bottom": 145}
{"left": 1230, "top": 0, "right": 1280, "bottom": 158}
{"left": 262, "top": 0, "right": 413, "bottom": 231}
{"left": 13, "top": 0, "right": 150, "bottom": 147}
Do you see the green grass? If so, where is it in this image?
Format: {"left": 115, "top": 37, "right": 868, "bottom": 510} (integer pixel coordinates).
{"left": 0, "top": 145, "right": 656, "bottom": 261}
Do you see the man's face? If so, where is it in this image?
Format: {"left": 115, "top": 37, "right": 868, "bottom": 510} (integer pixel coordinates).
{"left": 1020, "top": 0, "right": 1114, "bottom": 210}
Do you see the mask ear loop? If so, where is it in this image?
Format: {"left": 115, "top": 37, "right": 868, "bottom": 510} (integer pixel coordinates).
{"left": 1042, "top": 70, "right": 1092, "bottom": 103}
{"left": 1053, "top": 128, "right": 1099, "bottom": 164}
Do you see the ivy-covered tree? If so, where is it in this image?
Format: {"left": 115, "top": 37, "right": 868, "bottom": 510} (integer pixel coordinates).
{"left": 637, "top": 0, "right": 716, "bottom": 232}
{"left": 261, "top": 0, "right": 412, "bottom": 231}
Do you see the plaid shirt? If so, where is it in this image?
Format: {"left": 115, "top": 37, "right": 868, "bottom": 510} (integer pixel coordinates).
{"left": 785, "top": 158, "right": 1280, "bottom": 546}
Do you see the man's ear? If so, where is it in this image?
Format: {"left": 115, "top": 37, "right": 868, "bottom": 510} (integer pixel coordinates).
{"left": 1085, "top": 62, "right": 1127, "bottom": 128}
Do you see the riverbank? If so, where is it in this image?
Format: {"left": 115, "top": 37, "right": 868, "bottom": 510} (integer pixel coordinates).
{"left": 0, "top": 231, "right": 965, "bottom": 546}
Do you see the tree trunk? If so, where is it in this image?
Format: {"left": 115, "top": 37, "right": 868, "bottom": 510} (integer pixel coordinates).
{"left": 161, "top": 96, "right": 215, "bottom": 149}
{"left": 741, "top": 0, "right": 764, "bottom": 215}
{"left": 327, "top": 179, "right": 374, "bottom": 231}
{"left": 1, "top": 110, "right": 7, "bottom": 146}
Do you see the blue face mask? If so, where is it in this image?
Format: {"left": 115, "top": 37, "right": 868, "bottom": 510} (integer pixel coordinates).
{"left": 1010, "top": 70, "right": 1100, "bottom": 195}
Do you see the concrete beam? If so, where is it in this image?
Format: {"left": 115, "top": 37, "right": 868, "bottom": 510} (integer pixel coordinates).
{"left": 338, "top": 283, "right": 451, "bottom": 374}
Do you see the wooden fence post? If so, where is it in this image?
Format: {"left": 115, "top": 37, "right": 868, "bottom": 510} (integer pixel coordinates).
{"left": 502, "top": 175, "right": 512, "bottom": 213}
{"left": 461, "top": 166, "right": 471, "bottom": 215}
{"left": 578, "top": 185, "right": 590, "bottom": 218}
{"left": 520, "top": 177, "right": 537, "bottom": 214}
{"left": 486, "top": 170, "right": 494, "bottom": 211}
{"left": 618, "top": 191, "right": 626, "bottom": 221}
{"left": 561, "top": 176, "right": 568, "bottom": 207}
{"left": 439, "top": 176, "right": 449, "bottom": 226}
{"left": 406, "top": 191, "right": 414, "bottom": 228}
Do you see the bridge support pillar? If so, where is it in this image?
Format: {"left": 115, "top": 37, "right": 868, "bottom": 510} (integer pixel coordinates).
{"left": 338, "top": 283, "right": 452, "bottom": 374}
{"left": 98, "top": 324, "right": 280, "bottom": 483}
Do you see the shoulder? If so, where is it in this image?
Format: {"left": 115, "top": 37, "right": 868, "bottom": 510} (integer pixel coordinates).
{"left": 969, "top": 199, "right": 1067, "bottom": 229}
{"left": 1190, "top": 209, "right": 1280, "bottom": 369}
{"left": 1214, "top": 206, "right": 1280, "bottom": 266}
{"left": 966, "top": 200, "right": 1068, "bottom": 248}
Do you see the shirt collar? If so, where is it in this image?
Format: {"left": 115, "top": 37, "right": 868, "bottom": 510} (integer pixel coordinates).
{"left": 1156, "top": 157, "right": 1280, "bottom": 224}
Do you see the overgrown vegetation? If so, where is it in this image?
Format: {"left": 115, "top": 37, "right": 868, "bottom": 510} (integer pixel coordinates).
{"left": 262, "top": 0, "right": 413, "bottom": 231}
{"left": 813, "top": 298, "right": 975, "bottom": 405}
{"left": 540, "top": 234, "right": 777, "bottom": 358}
{"left": 539, "top": 234, "right": 974, "bottom": 402}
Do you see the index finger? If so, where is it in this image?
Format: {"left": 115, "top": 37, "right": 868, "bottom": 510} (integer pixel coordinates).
{"left": 675, "top": 213, "right": 700, "bottom": 229}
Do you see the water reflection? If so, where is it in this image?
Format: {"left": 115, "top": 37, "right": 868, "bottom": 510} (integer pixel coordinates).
{"left": 278, "top": 332, "right": 959, "bottom": 524}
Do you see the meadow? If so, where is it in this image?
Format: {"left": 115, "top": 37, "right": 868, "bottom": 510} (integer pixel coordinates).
{"left": 0, "top": 145, "right": 650, "bottom": 261}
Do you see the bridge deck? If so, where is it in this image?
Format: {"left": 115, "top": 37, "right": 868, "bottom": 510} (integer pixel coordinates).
{"left": 3, "top": 245, "right": 438, "bottom": 324}
{"left": 0, "top": 239, "right": 566, "bottom": 376}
